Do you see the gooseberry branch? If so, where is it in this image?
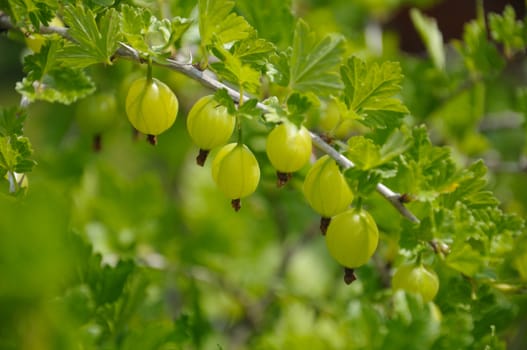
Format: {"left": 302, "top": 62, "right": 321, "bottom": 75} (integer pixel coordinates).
{"left": 0, "top": 15, "right": 419, "bottom": 223}
{"left": 121, "top": 44, "right": 420, "bottom": 223}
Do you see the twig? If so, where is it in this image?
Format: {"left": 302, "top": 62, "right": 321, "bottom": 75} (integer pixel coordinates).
{"left": 0, "top": 16, "right": 420, "bottom": 223}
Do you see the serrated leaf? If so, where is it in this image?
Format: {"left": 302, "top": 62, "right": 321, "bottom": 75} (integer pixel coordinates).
{"left": 198, "top": 0, "right": 253, "bottom": 63}
{"left": 7, "top": 0, "right": 55, "bottom": 30}
{"left": 383, "top": 292, "right": 440, "bottom": 348}
{"left": 455, "top": 19, "right": 505, "bottom": 76}
{"left": 489, "top": 5, "right": 526, "bottom": 56}
{"left": 410, "top": 8, "right": 445, "bottom": 70}
{"left": 16, "top": 42, "right": 95, "bottom": 104}
{"left": 0, "top": 135, "right": 36, "bottom": 174}
{"left": 0, "top": 137, "right": 19, "bottom": 171}
{"left": 341, "top": 57, "right": 409, "bottom": 129}
{"left": 347, "top": 128, "right": 411, "bottom": 170}
{"left": 236, "top": 0, "right": 294, "bottom": 49}
{"left": 210, "top": 42, "right": 261, "bottom": 94}
{"left": 237, "top": 99, "right": 260, "bottom": 119}
{"left": 121, "top": 5, "right": 192, "bottom": 56}
{"left": 59, "top": 4, "right": 120, "bottom": 68}
{"left": 347, "top": 136, "right": 381, "bottom": 170}
{"left": 379, "top": 127, "right": 413, "bottom": 162}
{"left": 230, "top": 38, "right": 276, "bottom": 70}
{"left": 286, "top": 92, "right": 313, "bottom": 126}
{"left": 441, "top": 160, "right": 498, "bottom": 209}
{"left": 344, "top": 167, "right": 385, "bottom": 197}
{"left": 91, "top": 259, "right": 135, "bottom": 305}
{"left": 287, "top": 19, "right": 344, "bottom": 95}
{"left": 261, "top": 96, "right": 287, "bottom": 124}
{"left": 399, "top": 217, "right": 433, "bottom": 250}
{"left": 268, "top": 50, "right": 290, "bottom": 86}
{"left": 446, "top": 243, "right": 483, "bottom": 276}
{"left": 398, "top": 126, "right": 459, "bottom": 201}
{"left": 0, "top": 107, "right": 25, "bottom": 136}
{"left": 213, "top": 88, "right": 237, "bottom": 115}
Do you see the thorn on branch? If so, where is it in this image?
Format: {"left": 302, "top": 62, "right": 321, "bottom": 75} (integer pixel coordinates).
{"left": 398, "top": 193, "right": 414, "bottom": 204}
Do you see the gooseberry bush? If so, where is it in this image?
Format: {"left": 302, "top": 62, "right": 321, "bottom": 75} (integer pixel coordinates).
{"left": 0, "top": 0, "right": 526, "bottom": 349}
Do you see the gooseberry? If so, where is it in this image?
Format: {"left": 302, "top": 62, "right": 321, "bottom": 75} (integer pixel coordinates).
{"left": 392, "top": 263, "right": 439, "bottom": 302}
{"left": 211, "top": 143, "right": 260, "bottom": 211}
{"left": 266, "top": 122, "right": 312, "bottom": 186}
{"left": 303, "top": 155, "right": 353, "bottom": 231}
{"left": 125, "top": 77, "right": 179, "bottom": 144}
{"left": 325, "top": 207, "right": 379, "bottom": 269}
{"left": 187, "top": 95, "right": 235, "bottom": 165}
{"left": 75, "top": 92, "right": 118, "bottom": 151}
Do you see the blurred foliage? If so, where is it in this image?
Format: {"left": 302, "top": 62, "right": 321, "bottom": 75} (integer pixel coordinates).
{"left": 0, "top": 0, "right": 526, "bottom": 349}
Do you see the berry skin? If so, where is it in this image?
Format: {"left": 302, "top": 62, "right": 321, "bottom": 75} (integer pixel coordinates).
{"left": 266, "top": 122, "right": 312, "bottom": 178}
{"left": 325, "top": 207, "right": 379, "bottom": 268}
{"left": 303, "top": 155, "right": 353, "bottom": 218}
{"left": 75, "top": 92, "right": 118, "bottom": 151}
{"left": 211, "top": 143, "right": 260, "bottom": 211}
{"left": 392, "top": 264, "right": 440, "bottom": 302}
{"left": 187, "top": 95, "right": 235, "bottom": 165}
{"left": 125, "top": 77, "right": 179, "bottom": 141}
{"left": 75, "top": 93, "right": 118, "bottom": 135}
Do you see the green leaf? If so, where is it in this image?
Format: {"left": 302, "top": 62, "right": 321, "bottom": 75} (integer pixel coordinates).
{"left": 59, "top": 4, "right": 120, "bottom": 68}
{"left": 341, "top": 56, "right": 409, "bottom": 129}
{"left": 237, "top": 99, "right": 260, "bottom": 119}
{"left": 347, "top": 136, "right": 381, "bottom": 170}
{"left": 399, "top": 216, "right": 434, "bottom": 250}
{"left": 213, "top": 88, "right": 237, "bottom": 115}
{"left": 0, "top": 137, "right": 19, "bottom": 171}
{"left": 410, "top": 8, "right": 445, "bottom": 70}
{"left": 344, "top": 167, "right": 387, "bottom": 197}
{"left": 379, "top": 127, "right": 413, "bottom": 163}
{"left": 261, "top": 93, "right": 314, "bottom": 127}
{"left": 396, "top": 126, "right": 460, "bottom": 201}
{"left": 198, "top": 0, "right": 253, "bottom": 62}
{"left": 230, "top": 38, "right": 276, "bottom": 70}
{"left": 0, "top": 107, "right": 25, "bottom": 136}
{"left": 210, "top": 42, "right": 261, "bottom": 94}
{"left": 0, "top": 135, "right": 36, "bottom": 174}
{"left": 90, "top": 259, "right": 135, "bottom": 305}
{"left": 441, "top": 160, "right": 499, "bottom": 209}
{"left": 489, "top": 5, "right": 526, "bottom": 57}
{"left": 347, "top": 128, "right": 411, "bottom": 170}
{"left": 286, "top": 19, "right": 344, "bottom": 95}
{"left": 16, "top": 42, "right": 95, "bottom": 104}
{"left": 121, "top": 5, "right": 192, "bottom": 56}
{"left": 455, "top": 19, "right": 505, "bottom": 76}
{"left": 286, "top": 92, "right": 313, "bottom": 126}
{"left": 446, "top": 243, "right": 483, "bottom": 277}
{"left": 7, "top": 0, "right": 55, "bottom": 30}
{"left": 382, "top": 292, "right": 441, "bottom": 349}
{"left": 261, "top": 96, "right": 287, "bottom": 124}
{"left": 235, "top": 0, "right": 294, "bottom": 49}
